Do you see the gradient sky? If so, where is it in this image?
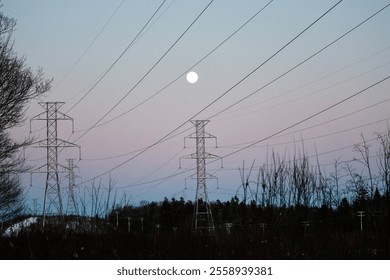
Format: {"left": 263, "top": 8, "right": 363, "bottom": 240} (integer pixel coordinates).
{"left": 3, "top": 0, "right": 390, "bottom": 211}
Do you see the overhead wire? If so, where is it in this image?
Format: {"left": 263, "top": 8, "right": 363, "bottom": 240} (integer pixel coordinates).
{"left": 77, "top": 0, "right": 344, "bottom": 184}
{"left": 219, "top": 132, "right": 387, "bottom": 172}
{"left": 60, "top": 0, "right": 276, "bottom": 191}
{"left": 208, "top": 1, "right": 390, "bottom": 120}
{"left": 73, "top": 0, "right": 215, "bottom": 141}
{"left": 81, "top": 126, "right": 192, "bottom": 161}
{"left": 26, "top": 1, "right": 171, "bottom": 172}
{"left": 125, "top": 75, "right": 390, "bottom": 194}
{"left": 218, "top": 75, "right": 390, "bottom": 161}
{"left": 221, "top": 99, "right": 390, "bottom": 150}
{"left": 221, "top": 44, "right": 390, "bottom": 117}
{"left": 54, "top": 0, "right": 126, "bottom": 91}
{"left": 220, "top": 115, "right": 390, "bottom": 151}
{"left": 65, "top": 0, "right": 168, "bottom": 114}
{"left": 77, "top": 100, "right": 390, "bottom": 191}
{"left": 215, "top": 60, "right": 390, "bottom": 121}
{"left": 74, "top": 0, "right": 275, "bottom": 132}
{"left": 204, "top": 131, "right": 388, "bottom": 202}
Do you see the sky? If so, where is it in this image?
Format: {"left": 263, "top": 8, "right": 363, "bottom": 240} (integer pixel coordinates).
{"left": 2, "top": 0, "right": 390, "bottom": 213}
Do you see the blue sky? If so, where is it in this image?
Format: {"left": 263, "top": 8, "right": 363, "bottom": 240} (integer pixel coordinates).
{"left": 3, "top": 0, "right": 390, "bottom": 211}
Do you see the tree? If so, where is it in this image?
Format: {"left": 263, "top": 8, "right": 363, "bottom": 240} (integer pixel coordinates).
{"left": 353, "top": 134, "right": 375, "bottom": 198}
{"left": 0, "top": 7, "right": 51, "bottom": 221}
{"left": 376, "top": 129, "right": 390, "bottom": 197}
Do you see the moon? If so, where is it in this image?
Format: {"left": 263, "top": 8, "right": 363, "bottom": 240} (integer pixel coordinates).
{"left": 186, "top": 71, "right": 198, "bottom": 83}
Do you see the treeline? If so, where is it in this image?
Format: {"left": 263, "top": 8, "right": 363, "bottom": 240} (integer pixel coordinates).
{"left": 110, "top": 192, "right": 389, "bottom": 235}
{"left": 1, "top": 193, "right": 388, "bottom": 259}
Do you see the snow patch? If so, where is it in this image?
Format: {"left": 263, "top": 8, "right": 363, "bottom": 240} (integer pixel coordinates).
{"left": 2, "top": 217, "right": 38, "bottom": 237}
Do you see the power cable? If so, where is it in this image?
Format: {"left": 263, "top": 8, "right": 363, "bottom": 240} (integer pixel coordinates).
{"left": 73, "top": 0, "right": 215, "bottom": 141}
{"left": 220, "top": 115, "right": 390, "bottom": 151}
{"left": 81, "top": 126, "right": 191, "bottom": 161}
{"left": 219, "top": 75, "right": 390, "bottom": 161}
{"left": 117, "top": 125, "right": 389, "bottom": 192}
{"left": 54, "top": 0, "right": 126, "bottom": 90}
{"left": 66, "top": 0, "right": 168, "bottom": 114}
{"left": 77, "top": 0, "right": 343, "bottom": 184}
{"left": 208, "top": 1, "right": 390, "bottom": 120}
{"left": 221, "top": 44, "right": 390, "bottom": 117}
{"left": 215, "top": 60, "right": 390, "bottom": 121}
{"left": 74, "top": 0, "right": 275, "bottom": 132}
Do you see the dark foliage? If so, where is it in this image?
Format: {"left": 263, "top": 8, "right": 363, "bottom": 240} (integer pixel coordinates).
{"left": 1, "top": 193, "right": 389, "bottom": 259}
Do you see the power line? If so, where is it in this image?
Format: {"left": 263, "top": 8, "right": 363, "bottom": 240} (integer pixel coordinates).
{"left": 73, "top": 0, "right": 215, "bottom": 141}
{"left": 215, "top": 132, "right": 387, "bottom": 172}
{"left": 111, "top": 130, "right": 388, "bottom": 193}
{"left": 54, "top": 0, "right": 126, "bottom": 90}
{"left": 220, "top": 115, "right": 390, "bottom": 151}
{"left": 219, "top": 75, "right": 390, "bottom": 161}
{"left": 46, "top": 1, "right": 390, "bottom": 195}
{"left": 215, "top": 60, "right": 390, "bottom": 121}
{"left": 208, "top": 1, "right": 390, "bottom": 120}
{"left": 112, "top": 119, "right": 390, "bottom": 195}
{"left": 78, "top": 0, "right": 343, "bottom": 184}
{"left": 221, "top": 44, "right": 390, "bottom": 117}
{"left": 218, "top": 95, "right": 390, "bottom": 150}
{"left": 81, "top": 126, "right": 191, "bottom": 161}
{"left": 74, "top": 0, "right": 275, "bottom": 132}
{"left": 66, "top": 0, "right": 168, "bottom": 114}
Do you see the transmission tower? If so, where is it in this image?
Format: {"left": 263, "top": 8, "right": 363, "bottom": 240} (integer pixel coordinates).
{"left": 29, "top": 102, "right": 80, "bottom": 226}
{"left": 182, "top": 120, "right": 221, "bottom": 234}
{"left": 66, "top": 158, "right": 79, "bottom": 216}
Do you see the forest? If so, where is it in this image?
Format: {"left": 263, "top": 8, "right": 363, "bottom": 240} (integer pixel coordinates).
{"left": 0, "top": 192, "right": 389, "bottom": 259}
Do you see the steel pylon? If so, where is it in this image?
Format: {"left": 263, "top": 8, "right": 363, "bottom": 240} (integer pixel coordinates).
{"left": 29, "top": 102, "right": 80, "bottom": 227}
{"left": 182, "top": 120, "right": 221, "bottom": 234}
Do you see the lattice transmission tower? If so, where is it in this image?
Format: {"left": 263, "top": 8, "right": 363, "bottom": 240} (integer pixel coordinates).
{"left": 182, "top": 120, "right": 221, "bottom": 234}
{"left": 66, "top": 158, "right": 79, "bottom": 216}
{"left": 29, "top": 102, "right": 80, "bottom": 226}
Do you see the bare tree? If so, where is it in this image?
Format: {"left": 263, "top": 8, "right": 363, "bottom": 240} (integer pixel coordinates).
{"left": 0, "top": 8, "right": 51, "bottom": 221}
{"left": 376, "top": 129, "right": 390, "bottom": 196}
{"left": 344, "top": 161, "right": 368, "bottom": 208}
{"left": 0, "top": 174, "right": 24, "bottom": 221}
{"left": 291, "top": 148, "right": 310, "bottom": 207}
{"left": 330, "top": 158, "right": 344, "bottom": 208}
{"left": 104, "top": 173, "right": 116, "bottom": 220}
{"left": 353, "top": 134, "right": 375, "bottom": 198}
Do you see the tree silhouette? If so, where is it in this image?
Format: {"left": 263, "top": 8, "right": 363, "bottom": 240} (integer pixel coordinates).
{"left": 0, "top": 8, "right": 51, "bottom": 221}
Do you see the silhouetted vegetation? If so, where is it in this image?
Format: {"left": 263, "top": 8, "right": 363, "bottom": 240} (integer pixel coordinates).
{"left": 0, "top": 7, "right": 51, "bottom": 222}
{"left": 0, "top": 191, "right": 389, "bottom": 259}
{"left": 1, "top": 128, "right": 390, "bottom": 259}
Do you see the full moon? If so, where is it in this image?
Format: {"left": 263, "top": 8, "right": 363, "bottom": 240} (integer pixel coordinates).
{"left": 186, "top": 71, "right": 198, "bottom": 83}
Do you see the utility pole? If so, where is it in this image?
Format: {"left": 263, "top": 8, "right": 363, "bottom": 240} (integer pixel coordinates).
{"left": 29, "top": 102, "right": 81, "bottom": 228}
{"left": 357, "top": 211, "right": 365, "bottom": 234}
{"left": 182, "top": 120, "right": 221, "bottom": 234}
